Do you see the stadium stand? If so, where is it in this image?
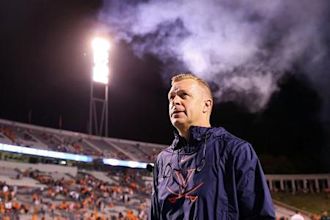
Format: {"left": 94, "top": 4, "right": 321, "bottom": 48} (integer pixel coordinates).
{"left": 0, "top": 118, "right": 330, "bottom": 219}
{"left": 0, "top": 118, "right": 164, "bottom": 163}
{"left": 0, "top": 161, "right": 151, "bottom": 219}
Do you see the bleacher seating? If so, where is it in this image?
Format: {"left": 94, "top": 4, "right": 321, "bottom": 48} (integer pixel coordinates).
{"left": 1, "top": 118, "right": 329, "bottom": 219}
{"left": 0, "top": 118, "right": 165, "bottom": 163}
{"left": 0, "top": 161, "right": 151, "bottom": 219}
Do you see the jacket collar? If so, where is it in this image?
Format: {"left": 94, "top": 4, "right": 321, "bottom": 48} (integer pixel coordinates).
{"left": 171, "top": 126, "right": 213, "bottom": 151}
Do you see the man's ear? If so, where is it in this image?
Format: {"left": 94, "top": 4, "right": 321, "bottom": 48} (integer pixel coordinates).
{"left": 202, "top": 99, "right": 212, "bottom": 113}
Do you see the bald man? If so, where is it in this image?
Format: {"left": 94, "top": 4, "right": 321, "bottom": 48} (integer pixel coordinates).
{"left": 150, "top": 73, "right": 275, "bottom": 220}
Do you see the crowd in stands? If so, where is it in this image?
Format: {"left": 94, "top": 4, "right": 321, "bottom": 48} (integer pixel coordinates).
{"left": 1, "top": 163, "right": 330, "bottom": 220}
{"left": 0, "top": 166, "right": 152, "bottom": 219}
{"left": 1, "top": 121, "right": 329, "bottom": 219}
{"left": 276, "top": 210, "right": 330, "bottom": 220}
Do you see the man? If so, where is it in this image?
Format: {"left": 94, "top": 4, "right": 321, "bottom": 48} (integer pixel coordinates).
{"left": 290, "top": 211, "right": 304, "bottom": 220}
{"left": 320, "top": 211, "right": 330, "bottom": 220}
{"left": 150, "top": 73, "right": 275, "bottom": 219}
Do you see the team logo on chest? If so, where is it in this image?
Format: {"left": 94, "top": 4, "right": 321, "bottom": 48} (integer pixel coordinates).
{"left": 166, "top": 168, "right": 204, "bottom": 203}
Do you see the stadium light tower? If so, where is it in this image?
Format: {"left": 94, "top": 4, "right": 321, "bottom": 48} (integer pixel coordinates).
{"left": 89, "top": 37, "right": 110, "bottom": 137}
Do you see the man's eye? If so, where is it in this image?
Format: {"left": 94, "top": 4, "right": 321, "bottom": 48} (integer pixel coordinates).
{"left": 181, "top": 93, "right": 188, "bottom": 98}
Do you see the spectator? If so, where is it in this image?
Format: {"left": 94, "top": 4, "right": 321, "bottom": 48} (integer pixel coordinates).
{"left": 291, "top": 211, "right": 304, "bottom": 220}
{"left": 321, "top": 211, "right": 330, "bottom": 220}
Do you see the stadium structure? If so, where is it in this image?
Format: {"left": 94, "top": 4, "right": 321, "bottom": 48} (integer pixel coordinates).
{"left": 0, "top": 118, "right": 329, "bottom": 219}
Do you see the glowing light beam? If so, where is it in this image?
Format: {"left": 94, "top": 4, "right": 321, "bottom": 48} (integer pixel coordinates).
{"left": 92, "top": 37, "right": 110, "bottom": 84}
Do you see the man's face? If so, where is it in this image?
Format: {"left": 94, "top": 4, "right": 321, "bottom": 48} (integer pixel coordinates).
{"left": 168, "top": 79, "right": 206, "bottom": 130}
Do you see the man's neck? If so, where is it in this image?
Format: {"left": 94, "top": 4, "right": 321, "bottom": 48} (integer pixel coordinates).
{"left": 178, "top": 128, "right": 189, "bottom": 141}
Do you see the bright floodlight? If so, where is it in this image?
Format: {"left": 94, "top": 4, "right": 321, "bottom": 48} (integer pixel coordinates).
{"left": 92, "top": 37, "right": 110, "bottom": 84}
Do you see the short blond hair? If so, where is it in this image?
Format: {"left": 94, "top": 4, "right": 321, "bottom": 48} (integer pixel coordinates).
{"left": 171, "top": 73, "right": 213, "bottom": 101}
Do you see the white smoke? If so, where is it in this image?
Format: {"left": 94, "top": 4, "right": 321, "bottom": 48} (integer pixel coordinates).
{"left": 99, "top": 0, "right": 329, "bottom": 112}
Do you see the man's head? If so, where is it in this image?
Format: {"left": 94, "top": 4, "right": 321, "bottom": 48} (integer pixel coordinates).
{"left": 168, "top": 73, "right": 213, "bottom": 136}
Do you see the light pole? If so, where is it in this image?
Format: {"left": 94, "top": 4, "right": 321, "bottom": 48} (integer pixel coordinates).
{"left": 89, "top": 37, "right": 110, "bottom": 137}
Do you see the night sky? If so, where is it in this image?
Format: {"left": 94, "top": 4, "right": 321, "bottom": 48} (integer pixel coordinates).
{"left": 1, "top": 0, "right": 330, "bottom": 173}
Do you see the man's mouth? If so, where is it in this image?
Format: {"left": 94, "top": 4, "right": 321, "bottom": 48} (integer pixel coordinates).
{"left": 171, "top": 110, "right": 185, "bottom": 116}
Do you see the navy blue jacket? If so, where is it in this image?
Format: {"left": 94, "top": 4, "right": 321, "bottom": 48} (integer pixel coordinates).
{"left": 150, "top": 126, "right": 275, "bottom": 220}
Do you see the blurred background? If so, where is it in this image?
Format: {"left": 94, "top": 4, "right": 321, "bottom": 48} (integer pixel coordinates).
{"left": 0, "top": 0, "right": 329, "bottom": 219}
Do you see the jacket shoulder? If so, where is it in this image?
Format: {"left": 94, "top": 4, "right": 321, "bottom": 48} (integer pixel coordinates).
{"left": 154, "top": 146, "right": 173, "bottom": 166}
{"left": 212, "top": 127, "right": 252, "bottom": 155}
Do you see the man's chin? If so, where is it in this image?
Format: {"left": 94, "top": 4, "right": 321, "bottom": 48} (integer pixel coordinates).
{"left": 171, "top": 119, "right": 187, "bottom": 129}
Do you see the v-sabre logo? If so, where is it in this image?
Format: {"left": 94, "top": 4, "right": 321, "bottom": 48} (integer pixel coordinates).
{"left": 166, "top": 168, "right": 204, "bottom": 203}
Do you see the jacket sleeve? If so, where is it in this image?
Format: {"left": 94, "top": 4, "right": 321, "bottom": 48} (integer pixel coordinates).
{"left": 233, "top": 142, "right": 276, "bottom": 220}
{"left": 149, "top": 159, "right": 160, "bottom": 220}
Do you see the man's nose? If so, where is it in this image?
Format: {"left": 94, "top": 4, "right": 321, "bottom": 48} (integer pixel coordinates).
{"left": 171, "top": 96, "right": 181, "bottom": 106}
